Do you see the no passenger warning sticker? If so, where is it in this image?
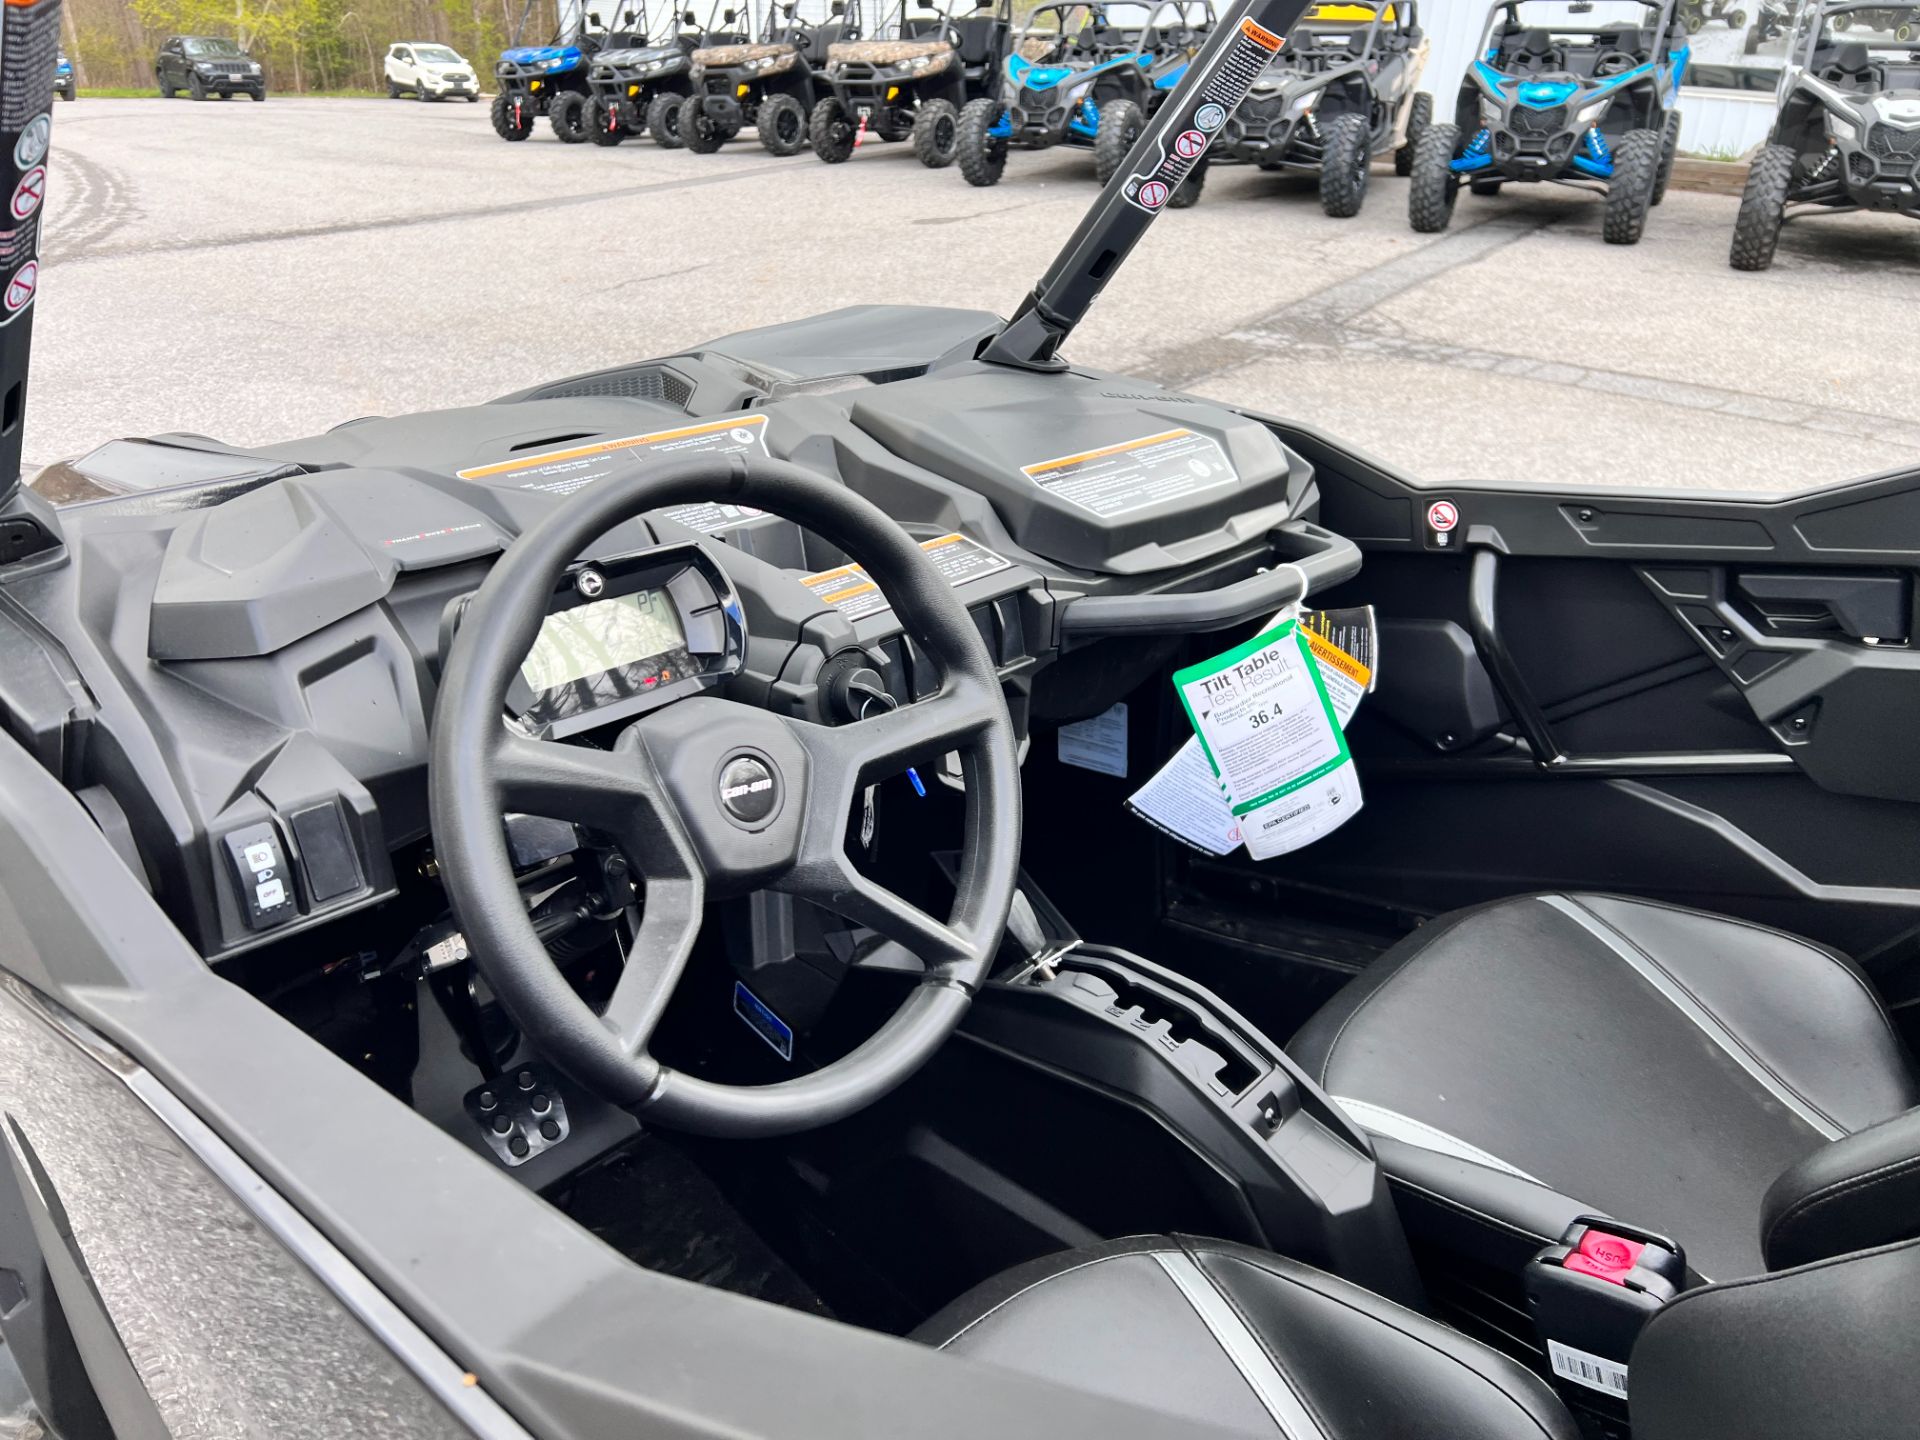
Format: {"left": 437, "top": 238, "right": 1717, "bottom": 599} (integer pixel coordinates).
{"left": 799, "top": 533, "right": 1010, "bottom": 622}
{"left": 1021, "top": 428, "right": 1236, "bottom": 519}
{"left": 455, "top": 415, "right": 770, "bottom": 498}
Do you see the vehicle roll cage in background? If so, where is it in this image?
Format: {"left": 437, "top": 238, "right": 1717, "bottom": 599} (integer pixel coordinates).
{"left": 1791, "top": 0, "right": 1920, "bottom": 67}
{"left": 1476, "top": 0, "right": 1684, "bottom": 66}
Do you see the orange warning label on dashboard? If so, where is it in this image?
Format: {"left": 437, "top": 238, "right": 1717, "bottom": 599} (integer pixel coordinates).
{"left": 1239, "top": 16, "right": 1284, "bottom": 50}
{"left": 799, "top": 533, "right": 1011, "bottom": 621}
{"left": 456, "top": 415, "right": 768, "bottom": 490}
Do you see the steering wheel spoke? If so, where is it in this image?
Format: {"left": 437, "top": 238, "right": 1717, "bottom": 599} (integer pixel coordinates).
{"left": 778, "top": 843, "right": 976, "bottom": 974}
{"left": 493, "top": 730, "right": 660, "bottom": 837}
{"left": 791, "top": 676, "right": 998, "bottom": 797}
{"left": 600, "top": 868, "right": 705, "bottom": 1056}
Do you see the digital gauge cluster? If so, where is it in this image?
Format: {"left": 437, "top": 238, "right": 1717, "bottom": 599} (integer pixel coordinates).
{"left": 499, "top": 544, "right": 747, "bottom": 738}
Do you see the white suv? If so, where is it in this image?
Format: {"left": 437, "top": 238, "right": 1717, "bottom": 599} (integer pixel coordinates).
{"left": 384, "top": 42, "right": 479, "bottom": 102}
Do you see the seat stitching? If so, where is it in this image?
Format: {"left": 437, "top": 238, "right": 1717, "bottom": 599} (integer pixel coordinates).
{"left": 1582, "top": 892, "right": 1911, "bottom": 1079}
{"left": 1178, "top": 1238, "right": 1333, "bottom": 1440}
{"left": 1561, "top": 896, "right": 1849, "bottom": 1138}
{"left": 1206, "top": 1248, "right": 1571, "bottom": 1440}
{"left": 932, "top": 1251, "right": 1129, "bottom": 1350}
{"left": 1762, "top": 1152, "right": 1920, "bottom": 1258}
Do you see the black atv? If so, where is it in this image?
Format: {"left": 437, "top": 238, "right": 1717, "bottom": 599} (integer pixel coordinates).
{"left": 491, "top": 8, "right": 628, "bottom": 142}
{"left": 1215, "top": 1, "right": 1432, "bottom": 218}
{"left": 584, "top": 3, "right": 703, "bottom": 145}
{"left": 809, "top": 0, "right": 1013, "bottom": 166}
{"left": 954, "top": 0, "right": 1216, "bottom": 196}
{"left": 1732, "top": 0, "right": 1920, "bottom": 268}
{"left": 683, "top": 0, "right": 844, "bottom": 155}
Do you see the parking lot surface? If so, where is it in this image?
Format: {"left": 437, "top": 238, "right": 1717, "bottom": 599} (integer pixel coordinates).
{"left": 31, "top": 98, "right": 1920, "bottom": 493}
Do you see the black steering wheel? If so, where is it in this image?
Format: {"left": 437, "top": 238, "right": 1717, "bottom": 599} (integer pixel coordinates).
{"left": 429, "top": 455, "right": 1021, "bottom": 1138}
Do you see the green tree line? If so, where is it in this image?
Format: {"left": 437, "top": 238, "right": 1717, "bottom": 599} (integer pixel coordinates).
{"left": 62, "top": 0, "right": 570, "bottom": 93}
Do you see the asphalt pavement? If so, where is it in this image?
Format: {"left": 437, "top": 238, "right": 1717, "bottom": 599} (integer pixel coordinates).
{"left": 28, "top": 97, "right": 1920, "bottom": 493}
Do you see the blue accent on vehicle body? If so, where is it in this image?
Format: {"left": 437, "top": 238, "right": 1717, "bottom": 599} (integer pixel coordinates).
{"left": 1571, "top": 153, "right": 1613, "bottom": 177}
{"left": 1069, "top": 97, "right": 1099, "bottom": 137}
{"left": 1451, "top": 126, "right": 1493, "bottom": 172}
{"left": 502, "top": 45, "right": 585, "bottom": 72}
{"left": 1516, "top": 80, "right": 1578, "bottom": 106}
{"left": 56, "top": 60, "right": 72, "bottom": 74}
{"left": 988, "top": 110, "right": 1012, "bottom": 137}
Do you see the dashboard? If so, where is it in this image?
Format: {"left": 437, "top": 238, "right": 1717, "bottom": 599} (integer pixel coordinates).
{"left": 3, "top": 305, "right": 1331, "bottom": 964}
{"left": 500, "top": 545, "right": 745, "bottom": 738}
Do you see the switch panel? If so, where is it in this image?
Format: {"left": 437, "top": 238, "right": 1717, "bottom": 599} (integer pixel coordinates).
{"left": 223, "top": 822, "right": 297, "bottom": 930}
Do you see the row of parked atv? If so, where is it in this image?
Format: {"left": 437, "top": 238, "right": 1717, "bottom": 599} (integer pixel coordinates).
{"left": 488, "top": 0, "right": 1920, "bottom": 267}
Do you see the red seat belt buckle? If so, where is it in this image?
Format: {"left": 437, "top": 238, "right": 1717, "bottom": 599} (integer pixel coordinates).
{"left": 1561, "top": 1228, "right": 1646, "bottom": 1285}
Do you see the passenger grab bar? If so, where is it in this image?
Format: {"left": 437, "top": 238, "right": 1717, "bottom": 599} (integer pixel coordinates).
{"left": 1054, "top": 519, "right": 1361, "bottom": 639}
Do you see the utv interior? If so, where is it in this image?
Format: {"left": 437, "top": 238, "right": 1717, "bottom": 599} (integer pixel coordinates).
{"left": 0, "top": 2, "right": 1916, "bottom": 1439}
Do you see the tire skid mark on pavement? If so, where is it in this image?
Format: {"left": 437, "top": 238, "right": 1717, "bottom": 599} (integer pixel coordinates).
{"left": 43, "top": 148, "right": 141, "bottom": 263}
{"left": 1133, "top": 210, "right": 1920, "bottom": 452}
{"left": 47, "top": 160, "right": 795, "bottom": 265}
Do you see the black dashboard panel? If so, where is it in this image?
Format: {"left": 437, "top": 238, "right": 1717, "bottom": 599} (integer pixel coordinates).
{"left": 6, "top": 306, "right": 1319, "bottom": 962}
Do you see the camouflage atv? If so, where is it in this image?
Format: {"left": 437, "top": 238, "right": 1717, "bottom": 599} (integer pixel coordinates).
{"left": 683, "top": 0, "right": 844, "bottom": 154}
{"left": 809, "top": 0, "right": 1014, "bottom": 166}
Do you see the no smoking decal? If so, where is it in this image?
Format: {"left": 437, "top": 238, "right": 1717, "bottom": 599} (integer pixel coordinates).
{"left": 10, "top": 167, "right": 44, "bottom": 222}
{"left": 1137, "top": 179, "right": 1170, "bottom": 210}
{"left": 1424, "top": 499, "right": 1461, "bottom": 549}
{"left": 5, "top": 261, "right": 38, "bottom": 315}
{"left": 1174, "top": 129, "right": 1207, "bottom": 160}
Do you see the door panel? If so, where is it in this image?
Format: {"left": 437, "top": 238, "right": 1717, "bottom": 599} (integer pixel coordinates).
{"left": 1155, "top": 422, "right": 1920, "bottom": 996}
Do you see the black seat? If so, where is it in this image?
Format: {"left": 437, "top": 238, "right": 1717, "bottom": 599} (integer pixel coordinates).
{"left": 952, "top": 14, "right": 1006, "bottom": 65}
{"left": 918, "top": 1236, "right": 1578, "bottom": 1438}
{"left": 919, "top": 1232, "right": 1920, "bottom": 1438}
{"left": 1288, "top": 893, "right": 1920, "bottom": 1281}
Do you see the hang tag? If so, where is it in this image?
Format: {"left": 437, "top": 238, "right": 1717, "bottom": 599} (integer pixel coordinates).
{"left": 1130, "top": 609, "right": 1373, "bottom": 859}
{"left": 1167, "top": 617, "right": 1363, "bottom": 861}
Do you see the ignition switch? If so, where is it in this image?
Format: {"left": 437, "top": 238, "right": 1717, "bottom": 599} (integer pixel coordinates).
{"left": 829, "top": 665, "right": 897, "bottom": 722}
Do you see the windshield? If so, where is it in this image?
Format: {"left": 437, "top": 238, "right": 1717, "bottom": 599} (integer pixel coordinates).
{"left": 1797, "top": 2, "right": 1920, "bottom": 60}
{"left": 182, "top": 38, "right": 244, "bottom": 58}
{"left": 412, "top": 45, "right": 463, "bottom": 63}
{"left": 1480, "top": 1, "right": 1662, "bottom": 55}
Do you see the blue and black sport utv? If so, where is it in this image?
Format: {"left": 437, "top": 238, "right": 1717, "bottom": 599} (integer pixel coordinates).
{"left": 954, "top": 1, "right": 1217, "bottom": 197}
{"left": 493, "top": 7, "right": 631, "bottom": 142}
{"left": 1408, "top": 0, "right": 1689, "bottom": 244}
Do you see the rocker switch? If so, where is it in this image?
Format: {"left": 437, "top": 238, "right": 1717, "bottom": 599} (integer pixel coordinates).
{"left": 223, "top": 822, "right": 297, "bottom": 931}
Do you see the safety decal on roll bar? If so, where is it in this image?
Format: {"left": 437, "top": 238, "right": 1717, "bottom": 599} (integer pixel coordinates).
{"left": 456, "top": 415, "right": 769, "bottom": 498}
{"left": 0, "top": 0, "right": 60, "bottom": 328}
{"left": 1120, "top": 17, "right": 1286, "bottom": 212}
{"left": 1020, "top": 428, "right": 1236, "bottom": 519}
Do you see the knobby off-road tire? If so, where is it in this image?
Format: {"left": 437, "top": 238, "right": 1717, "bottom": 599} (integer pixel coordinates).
{"left": 1092, "top": 98, "right": 1144, "bottom": 185}
{"left": 913, "top": 98, "right": 960, "bottom": 168}
{"left": 681, "top": 101, "right": 728, "bottom": 152}
{"left": 492, "top": 91, "right": 535, "bottom": 140}
{"left": 1394, "top": 91, "right": 1432, "bottom": 177}
{"left": 1603, "top": 127, "right": 1661, "bottom": 244}
{"left": 646, "top": 92, "right": 685, "bottom": 147}
{"left": 810, "top": 97, "right": 856, "bottom": 162}
{"left": 757, "top": 92, "right": 810, "bottom": 155}
{"left": 550, "top": 91, "right": 590, "bottom": 143}
{"left": 956, "top": 97, "right": 1008, "bottom": 186}
{"left": 1167, "top": 155, "right": 1209, "bottom": 208}
{"left": 1652, "top": 110, "right": 1681, "bottom": 205}
{"left": 1408, "top": 121, "right": 1460, "bottom": 232}
{"left": 1319, "top": 112, "right": 1371, "bottom": 217}
{"left": 588, "top": 95, "right": 628, "bottom": 144}
{"left": 1730, "top": 142, "right": 1796, "bottom": 271}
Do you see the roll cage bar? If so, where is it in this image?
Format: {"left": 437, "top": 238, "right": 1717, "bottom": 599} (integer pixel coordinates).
{"left": 1021, "top": 1, "right": 1213, "bottom": 63}
{"left": 890, "top": 0, "right": 1015, "bottom": 42}
{"left": 1792, "top": 0, "right": 1920, "bottom": 65}
{"left": 1283, "top": 1, "right": 1414, "bottom": 67}
{"left": 1475, "top": 0, "right": 1684, "bottom": 64}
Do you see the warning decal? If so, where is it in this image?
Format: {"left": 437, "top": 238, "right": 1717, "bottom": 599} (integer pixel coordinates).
{"left": 456, "top": 414, "right": 769, "bottom": 496}
{"left": 799, "top": 533, "right": 1011, "bottom": 622}
{"left": 1119, "top": 17, "right": 1286, "bottom": 213}
{"left": 0, "top": 0, "right": 61, "bottom": 330}
{"left": 1021, "top": 428, "right": 1236, "bottom": 519}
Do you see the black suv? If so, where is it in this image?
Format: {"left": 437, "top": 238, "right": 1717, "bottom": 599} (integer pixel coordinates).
{"left": 156, "top": 36, "right": 267, "bottom": 101}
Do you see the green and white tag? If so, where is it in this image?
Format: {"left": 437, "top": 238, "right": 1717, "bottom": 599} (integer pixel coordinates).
{"left": 1170, "top": 618, "right": 1362, "bottom": 860}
